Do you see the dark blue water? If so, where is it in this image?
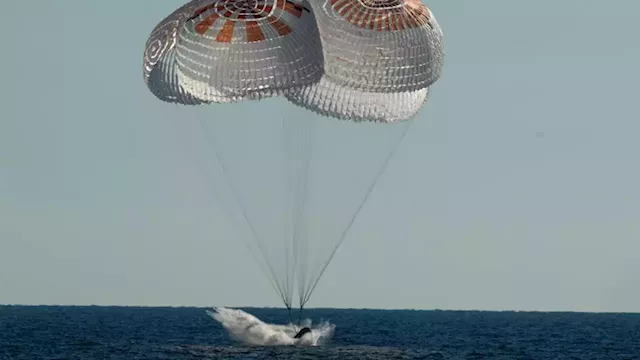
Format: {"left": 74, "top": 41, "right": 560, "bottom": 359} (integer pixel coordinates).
{"left": 1, "top": 306, "right": 639, "bottom": 359}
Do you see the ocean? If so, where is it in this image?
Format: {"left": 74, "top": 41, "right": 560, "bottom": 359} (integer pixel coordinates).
{"left": 1, "top": 305, "right": 638, "bottom": 359}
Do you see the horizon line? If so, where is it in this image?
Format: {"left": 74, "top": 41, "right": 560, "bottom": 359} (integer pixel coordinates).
{"left": 1, "top": 303, "right": 638, "bottom": 315}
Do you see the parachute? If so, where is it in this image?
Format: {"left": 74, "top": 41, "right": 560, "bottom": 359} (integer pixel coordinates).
{"left": 142, "top": 0, "right": 444, "bottom": 321}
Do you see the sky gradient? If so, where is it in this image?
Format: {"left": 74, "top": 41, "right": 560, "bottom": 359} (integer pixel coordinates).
{"left": 1, "top": 0, "right": 639, "bottom": 312}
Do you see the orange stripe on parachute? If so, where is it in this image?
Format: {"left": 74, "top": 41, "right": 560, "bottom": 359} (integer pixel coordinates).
{"left": 330, "top": 0, "right": 434, "bottom": 31}
{"left": 284, "top": 2, "right": 303, "bottom": 17}
{"left": 246, "top": 21, "right": 266, "bottom": 42}
{"left": 339, "top": 2, "right": 354, "bottom": 16}
{"left": 269, "top": 17, "right": 292, "bottom": 36}
{"left": 216, "top": 20, "right": 235, "bottom": 42}
{"left": 195, "top": 14, "right": 220, "bottom": 35}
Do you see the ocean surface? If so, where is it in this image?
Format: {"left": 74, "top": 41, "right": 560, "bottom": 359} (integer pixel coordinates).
{"left": 1, "top": 305, "right": 639, "bottom": 359}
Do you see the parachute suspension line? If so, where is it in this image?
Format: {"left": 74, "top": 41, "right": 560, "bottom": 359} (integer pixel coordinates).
{"left": 281, "top": 114, "right": 292, "bottom": 311}
{"left": 281, "top": 116, "right": 298, "bottom": 311}
{"left": 297, "top": 304, "right": 303, "bottom": 327}
{"left": 287, "top": 304, "right": 295, "bottom": 330}
{"left": 169, "top": 114, "right": 282, "bottom": 302}
{"left": 282, "top": 116, "right": 293, "bottom": 310}
{"left": 299, "top": 119, "right": 415, "bottom": 306}
{"left": 281, "top": 115, "right": 315, "bottom": 311}
{"left": 281, "top": 116, "right": 293, "bottom": 311}
{"left": 295, "top": 125, "right": 313, "bottom": 313}
{"left": 196, "top": 117, "right": 293, "bottom": 310}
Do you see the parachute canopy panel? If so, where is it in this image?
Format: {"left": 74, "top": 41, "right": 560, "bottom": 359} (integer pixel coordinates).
{"left": 310, "top": 0, "right": 444, "bottom": 93}
{"left": 143, "top": 1, "right": 212, "bottom": 104}
{"left": 144, "top": 0, "right": 325, "bottom": 104}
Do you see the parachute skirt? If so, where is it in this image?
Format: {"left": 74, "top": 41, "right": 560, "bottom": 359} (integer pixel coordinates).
{"left": 284, "top": 77, "right": 429, "bottom": 122}
{"left": 146, "top": 49, "right": 209, "bottom": 105}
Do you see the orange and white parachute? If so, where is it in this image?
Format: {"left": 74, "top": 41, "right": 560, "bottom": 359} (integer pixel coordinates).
{"left": 141, "top": 0, "right": 444, "bottom": 315}
{"left": 143, "top": 0, "right": 443, "bottom": 122}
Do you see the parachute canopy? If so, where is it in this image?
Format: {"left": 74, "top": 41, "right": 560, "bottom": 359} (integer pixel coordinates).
{"left": 143, "top": 0, "right": 443, "bottom": 122}
{"left": 142, "top": 0, "right": 444, "bottom": 311}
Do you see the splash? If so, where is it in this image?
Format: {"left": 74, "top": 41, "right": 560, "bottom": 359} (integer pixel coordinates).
{"left": 207, "top": 307, "right": 335, "bottom": 346}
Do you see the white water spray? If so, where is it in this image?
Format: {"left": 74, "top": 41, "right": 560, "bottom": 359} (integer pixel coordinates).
{"left": 207, "top": 307, "right": 334, "bottom": 346}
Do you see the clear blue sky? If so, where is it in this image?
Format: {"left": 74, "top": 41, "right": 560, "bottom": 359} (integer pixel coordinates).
{"left": 1, "top": 0, "right": 639, "bottom": 312}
